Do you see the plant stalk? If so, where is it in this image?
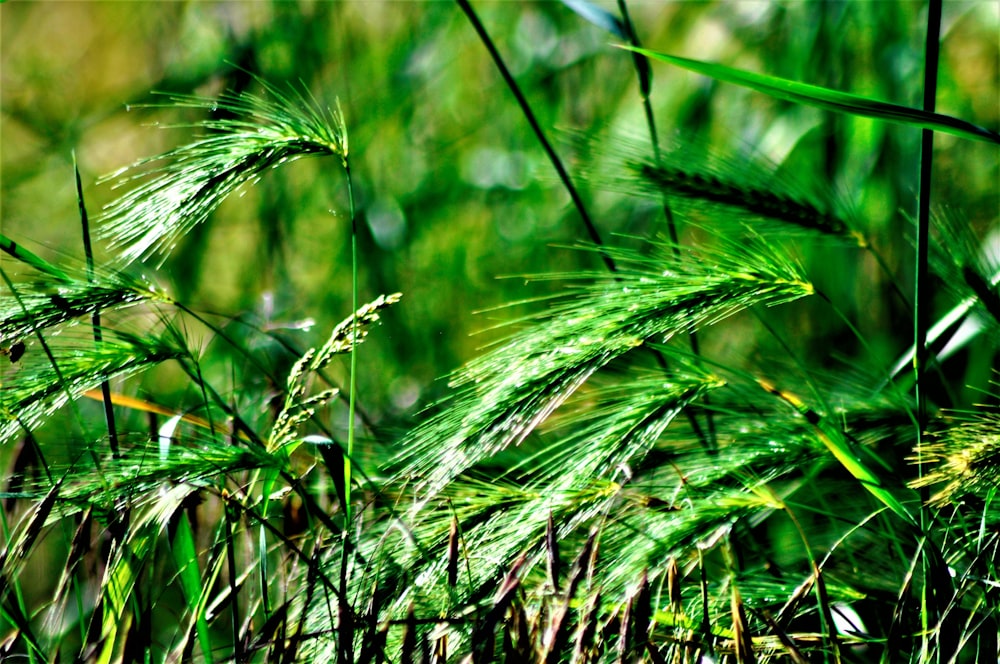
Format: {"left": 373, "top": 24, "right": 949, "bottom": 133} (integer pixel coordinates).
{"left": 456, "top": 0, "right": 616, "bottom": 274}
{"left": 74, "top": 153, "right": 121, "bottom": 459}
{"left": 915, "top": 0, "right": 943, "bottom": 657}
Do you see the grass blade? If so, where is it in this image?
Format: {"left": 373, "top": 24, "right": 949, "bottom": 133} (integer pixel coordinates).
{"left": 758, "top": 379, "right": 916, "bottom": 526}
{"left": 0, "top": 233, "right": 72, "bottom": 285}
{"left": 170, "top": 513, "right": 214, "bottom": 664}
{"left": 620, "top": 47, "right": 1000, "bottom": 145}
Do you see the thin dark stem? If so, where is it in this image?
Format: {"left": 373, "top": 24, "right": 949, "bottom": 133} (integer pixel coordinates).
{"left": 345, "top": 160, "right": 358, "bottom": 525}
{"left": 916, "top": 0, "right": 943, "bottom": 654}
{"left": 225, "top": 502, "right": 244, "bottom": 663}
{"left": 915, "top": 0, "right": 942, "bottom": 517}
{"left": 74, "top": 153, "right": 120, "bottom": 459}
{"left": 617, "top": 0, "right": 716, "bottom": 452}
{"left": 615, "top": 0, "right": 678, "bottom": 247}
{"left": 456, "top": 0, "right": 616, "bottom": 274}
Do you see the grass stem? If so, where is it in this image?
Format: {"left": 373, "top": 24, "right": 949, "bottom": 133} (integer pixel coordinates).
{"left": 916, "top": 0, "right": 944, "bottom": 656}
{"left": 915, "top": 0, "right": 942, "bottom": 521}
{"left": 74, "top": 153, "right": 120, "bottom": 459}
{"left": 456, "top": 0, "right": 616, "bottom": 274}
{"left": 616, "top": 0, "right": 717, "bottom": 452}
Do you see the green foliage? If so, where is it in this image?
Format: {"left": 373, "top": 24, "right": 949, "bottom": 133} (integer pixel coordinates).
{"left": 2, "top": 2, "right": 999, "bottom": 663}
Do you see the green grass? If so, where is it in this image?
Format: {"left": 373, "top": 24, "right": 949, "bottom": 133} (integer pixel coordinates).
{"left": 2, "top": 1, "right": 999, "bottom": 662}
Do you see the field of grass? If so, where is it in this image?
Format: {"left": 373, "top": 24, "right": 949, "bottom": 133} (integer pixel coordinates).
{"left": 2, "top": 1, "right": 999, "bottom": 661}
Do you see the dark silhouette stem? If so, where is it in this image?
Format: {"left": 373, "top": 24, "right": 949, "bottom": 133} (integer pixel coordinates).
{"left": 456, "top": 0, "right": 616, "bottom": 273}
{"left": 617, "top": 0, "right": 716, "bottom": 452}
{"left": 915, "top": 0, "right": 942, "bottom": 518}
{"left": 915, "top": 0, "right": 943, "bottom": 654}
{"left": 74, "top": 153, "right": 120, "bottom": 459}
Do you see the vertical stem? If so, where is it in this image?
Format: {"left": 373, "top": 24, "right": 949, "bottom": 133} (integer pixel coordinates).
{"left": 345, "top": 161, "right": 358, "bottom": 527}
{"left": 339, "top": 158, "right": 358, "bottom": 664}
{"left": 615, "top": 0, "right": 678, "bottom": 246}
{"left": 915, "top": 1, "right": 942, "bottom": 515}
{"left": 74, "top": 153, "right": 120, "bottom": 459}
{"left": 915, "top": 0, "right": 942, "bottom": 656}
{"left": 616, "top": 0, "right": 716, "bottom": 452}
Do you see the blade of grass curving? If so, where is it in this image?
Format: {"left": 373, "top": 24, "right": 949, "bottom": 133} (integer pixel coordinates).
{"left": 560, "top": 0, "right": 626, "bottom": 38}
{"left": 456, "top": 0, "right": 616, "bottom": 274}
{"left": 757, "top": 379, "right": 915, "bottom": 526}
{"left": 75, "top": 153, "right": 121, "bottom": 459}
{"left": 619, "top": 47, "right": 1000, "bottom": 145}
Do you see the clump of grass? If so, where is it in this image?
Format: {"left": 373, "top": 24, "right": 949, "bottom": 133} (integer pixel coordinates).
{"left": 3, "top": 2, "right": 1000, "bottom": 662}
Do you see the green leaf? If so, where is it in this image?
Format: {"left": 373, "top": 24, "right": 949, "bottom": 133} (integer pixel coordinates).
{"left": 0, "top": 233, "right": 72, "bottom": 284}
{"left": 758, "top": 379, "right": 916, "bottom": 526}
{"left": 170, "top": 513, "right": 215, "bottom": 664}
{"left": 620, "top": 46, "right": 1000, "bottom": 145}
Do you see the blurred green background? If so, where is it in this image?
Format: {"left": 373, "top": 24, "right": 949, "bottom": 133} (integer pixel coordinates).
{"left": 2, "top": 0, "right": 997, "bottom": 437}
